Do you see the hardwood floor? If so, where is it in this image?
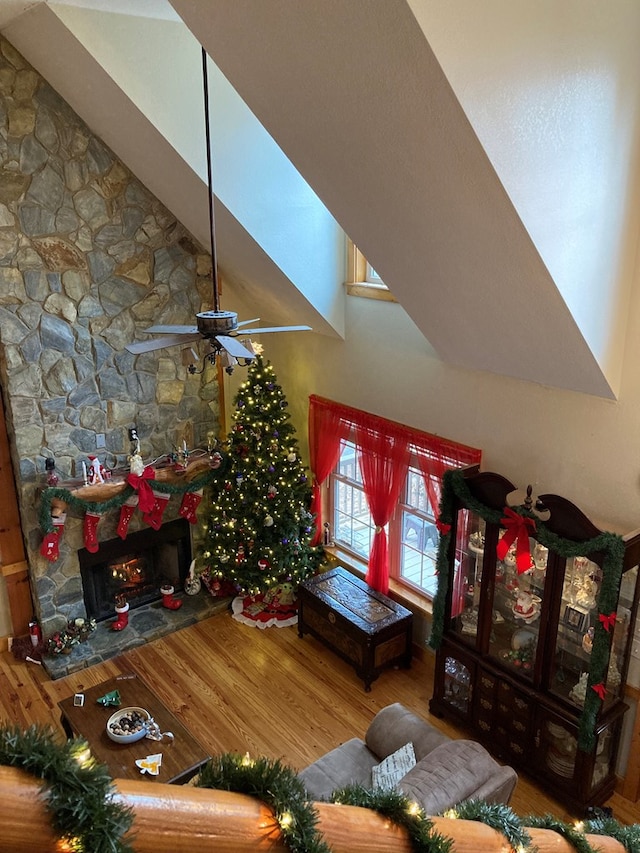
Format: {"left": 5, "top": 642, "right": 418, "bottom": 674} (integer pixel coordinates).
{"left": 1, "top": 609, "right": 639, "bottom": 825}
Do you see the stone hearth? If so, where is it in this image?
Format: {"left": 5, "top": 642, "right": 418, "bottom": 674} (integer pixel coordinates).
{"left": 44, "top": 591, "right": 230, "bottom": 680}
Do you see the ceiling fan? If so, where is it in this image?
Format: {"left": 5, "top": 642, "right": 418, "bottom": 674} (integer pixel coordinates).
{"left": 125, "top": 47, "right": 310, "bottom": 372}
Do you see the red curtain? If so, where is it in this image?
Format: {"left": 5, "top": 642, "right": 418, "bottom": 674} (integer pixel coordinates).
{"left": 307, "top": 396, "right": 481, "bottom": 601}
{"left": 414, "top": 441, "right": 481, "bottom": 617}
{"left": 308, "top": 400, "right": 351, "bottom": 545}
{"left": 356, "top": 420, "right": 410, "bottom": 593}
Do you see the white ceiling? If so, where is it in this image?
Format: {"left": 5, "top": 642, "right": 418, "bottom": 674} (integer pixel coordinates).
{"left": 1, "top": 0, "right": 631, "bottom": 398}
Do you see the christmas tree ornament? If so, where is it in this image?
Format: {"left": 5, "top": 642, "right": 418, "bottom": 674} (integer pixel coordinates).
{"left": 116, "top": 494, "right": 139, "bottom": 539}
{"left": 287, "top": 451, "right": 297, "bottom": 462}
{"left": 83, "top": 509, "right": 101, "bottom": 553}
{"left": 111, "top": 596, "right": 129, "bottom": 631}
{"left": 178, "top": 489, "right": 203, "bottom": 524}
{"left": 143, "top": 488, "right": 170, "bottom": 530}
{"left": 160, "top": 584, "right": 182, "bottom": 610}
{"left": 264, "top": 514, "right": 274, "bottom": 526}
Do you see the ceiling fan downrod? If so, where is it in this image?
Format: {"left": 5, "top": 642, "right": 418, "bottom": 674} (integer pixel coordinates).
{"left": 202, "top": 47, "right": 221, "bottom": 315}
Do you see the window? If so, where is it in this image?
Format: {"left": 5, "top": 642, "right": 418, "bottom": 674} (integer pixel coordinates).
{"left": 345, "top": 241, "right": 395, "bottom": 301}
{"left": 331, "top": 441, "right": 442, "bottom": 598}
{"left": 309, "top": 396, "right": 481, "bottom": 602}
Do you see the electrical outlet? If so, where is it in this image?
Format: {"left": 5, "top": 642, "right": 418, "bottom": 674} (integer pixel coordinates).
{"left": 128, "top": 427, "right": 138, "bottom": 442}
{"left": 96, "top": 433, "right": 106, "bottom": 448}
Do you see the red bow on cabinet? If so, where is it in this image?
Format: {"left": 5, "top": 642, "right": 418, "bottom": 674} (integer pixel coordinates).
{"left": 126, "top": 466, "right": 156, "bottom": 514}
{"left": 496, "top": 507, "right": 536, "bottom": 573}
{"left": 591, "top": 682, "right": 607, "bottom": 701}
{"left": 599, "top": 611, "right": 617, "bottom": 632}
{"left": 436, "top": 518, "right": 451, "bottom": 536}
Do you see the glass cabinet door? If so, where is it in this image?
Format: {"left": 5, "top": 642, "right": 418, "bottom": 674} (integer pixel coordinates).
{"left": 486, "top": 532, "right": 549, "bottom": 681}
{"left": 449, "top": 511, "right": 485, "bottom": 646}
{"left": 608, "top": 565, "right": 637, "bottom": 700}
{"left": 550, "top": 555, "right": 602, "bottom": 707}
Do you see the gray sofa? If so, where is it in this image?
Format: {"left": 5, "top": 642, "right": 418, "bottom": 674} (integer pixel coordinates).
{"left": 298, "top": 703, "right": 517, "bottom": 814}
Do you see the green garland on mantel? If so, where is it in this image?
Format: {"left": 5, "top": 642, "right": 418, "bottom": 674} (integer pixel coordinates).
{"left": 2, "top": 729, "right": 640, "bottom": 853}
{"left": 429, "top": 468, "right": 627, "bottom": 752}
{"left": 38, "top": 458, "right": 229, "bottom": 535}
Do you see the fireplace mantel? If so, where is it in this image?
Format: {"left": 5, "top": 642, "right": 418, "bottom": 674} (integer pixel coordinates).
{"left": 39, "top": 454, "right": 225, "bottom": 532}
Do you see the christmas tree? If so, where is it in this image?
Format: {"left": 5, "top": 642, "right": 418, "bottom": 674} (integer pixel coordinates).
{"left": 202, "top": 356, "right": 321, "bottom": 595}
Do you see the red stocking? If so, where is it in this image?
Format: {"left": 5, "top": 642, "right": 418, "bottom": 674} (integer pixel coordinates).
{"left": 179, "top": 489, "right": 203, "bottom": 524}
{"left": 40, "top": 513, "right": 66, "bottom": 562}
{"left": 83, "top": 511, "right": 101, "bottom": 553}
{"left": 161, "top": 584, "right": 182, "bottom": 610}
{"left": 117, "top": 495, "right": 138, "bottom": 539}
{"left": 142, "top": 489, "right": 170, "bottom": 531}
{"left": 111, "top": 601, "right": 129, "bottom": 631}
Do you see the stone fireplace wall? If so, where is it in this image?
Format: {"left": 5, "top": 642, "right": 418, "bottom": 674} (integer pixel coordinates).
{"left": 0, "top": 36, "right": 220, "bottom": 639}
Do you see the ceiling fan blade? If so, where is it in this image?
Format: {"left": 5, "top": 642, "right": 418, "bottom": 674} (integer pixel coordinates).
{"left": 143, "top": 324, "right": 199, "bottom": 335}
{"left": 236, "top": 318, "right": 260, "bottom": 327}
{"left": 216, "top": 335, "right": 258, "bottom": 361}
{"left": 126, "top": 333, "right": 201, "bottom": 354}
{"left": 236, "top": 325, "right": 312, "bottom": 335}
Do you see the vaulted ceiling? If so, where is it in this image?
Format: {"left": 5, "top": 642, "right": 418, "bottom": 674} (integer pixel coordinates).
{"left": 2, "top": 0, "right": 639, "bottom": 398}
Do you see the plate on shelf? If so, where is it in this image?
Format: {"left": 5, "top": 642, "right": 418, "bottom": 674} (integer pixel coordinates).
{"left": 511, "top": 628, "right": 536, "bottom": 650}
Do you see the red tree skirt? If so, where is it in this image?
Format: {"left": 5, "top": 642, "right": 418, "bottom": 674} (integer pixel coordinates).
{"left": 231, "top": 593, "right": 298, "bottom": 629}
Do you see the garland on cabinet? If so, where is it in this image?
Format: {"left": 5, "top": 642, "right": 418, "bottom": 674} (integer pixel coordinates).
{"left": 2, "top": 725, "right": 640, "bottom": 853}
{"left": 429, "top": 468, "right": 626, "bottom": 752}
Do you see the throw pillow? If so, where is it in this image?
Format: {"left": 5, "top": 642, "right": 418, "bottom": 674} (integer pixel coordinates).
{"left": 371, "top": 742, "right": 416, "bottom": 790}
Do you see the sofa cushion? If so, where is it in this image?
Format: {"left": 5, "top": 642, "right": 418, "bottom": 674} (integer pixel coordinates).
{"left": 371, "top": 742, "right": 416, "bottom": 789}
{"left": 365, "top": 702, "right": 449, "bottom": 761}
{"left": 298, "top": 737, "right": 378, "bottom": 801}
{"left": 398, "top": 739, "right": 507, "bottom": 814}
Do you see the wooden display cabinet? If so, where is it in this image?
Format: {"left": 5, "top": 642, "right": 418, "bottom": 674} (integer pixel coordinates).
{"left": 430, "top": 467, "right": 640, "bottom": 813}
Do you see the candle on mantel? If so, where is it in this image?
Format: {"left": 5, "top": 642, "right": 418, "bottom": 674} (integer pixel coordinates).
{"left": 81, "top": 461, "right": 87, "bottom": 484}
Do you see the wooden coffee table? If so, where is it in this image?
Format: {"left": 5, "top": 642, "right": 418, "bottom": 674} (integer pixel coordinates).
{"left": 58, "top": 674, "right": 210, "bottom": 784}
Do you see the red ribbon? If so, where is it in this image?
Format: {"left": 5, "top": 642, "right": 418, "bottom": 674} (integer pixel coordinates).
{"left": 436, "top": 518, "right": 451, "bottom": 535}
{"left": 591, "top": 682, "right": 606, "bottom": 701}
{"left": 496, "top": 507, "right": 536, "bottom": 573}
{"left": 599, "top": 611, "right": 617, "bottom": 632}
{"left": 126, "top": 466, "right": 156, "bottom": 514}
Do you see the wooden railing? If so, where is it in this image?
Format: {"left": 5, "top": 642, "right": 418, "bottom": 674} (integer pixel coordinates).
{"left": 0, "top": 767, "right": 627, "bottom": 853}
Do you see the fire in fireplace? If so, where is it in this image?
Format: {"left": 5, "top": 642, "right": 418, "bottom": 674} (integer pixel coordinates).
{"left": 78, "top": 518, "right": 192, "bottom": 622}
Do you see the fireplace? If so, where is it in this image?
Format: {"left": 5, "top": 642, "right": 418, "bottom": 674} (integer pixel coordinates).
{"left": 79, "top": 519, "right": 192, "bottom": 622}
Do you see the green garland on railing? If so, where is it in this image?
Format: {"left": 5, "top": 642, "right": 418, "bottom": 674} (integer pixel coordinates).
{"left": 451, "top": 799, "right": 531, "bottom": 851}
{"left": 0, "top": 724, "right": 134, "bottom": 853}
{"left": 196, "top": 753, "right": 331, "bottom": 853}
{"left": 585, "top": 808, "right": 640, "bottom": 852}
{"left": 3, "top": 729, "right": 640, "bottom": 853}
{"left": 38, "top": 458, "right": 228, "bottom": 534}
{"left": 331, "top": 783, "right": 453, "bottom": 852}
{"left": 429, "top": 468, "right": 627, "bottom": 752}
{"left": 525, "top": 814, "right": 596, "bottom": 853}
